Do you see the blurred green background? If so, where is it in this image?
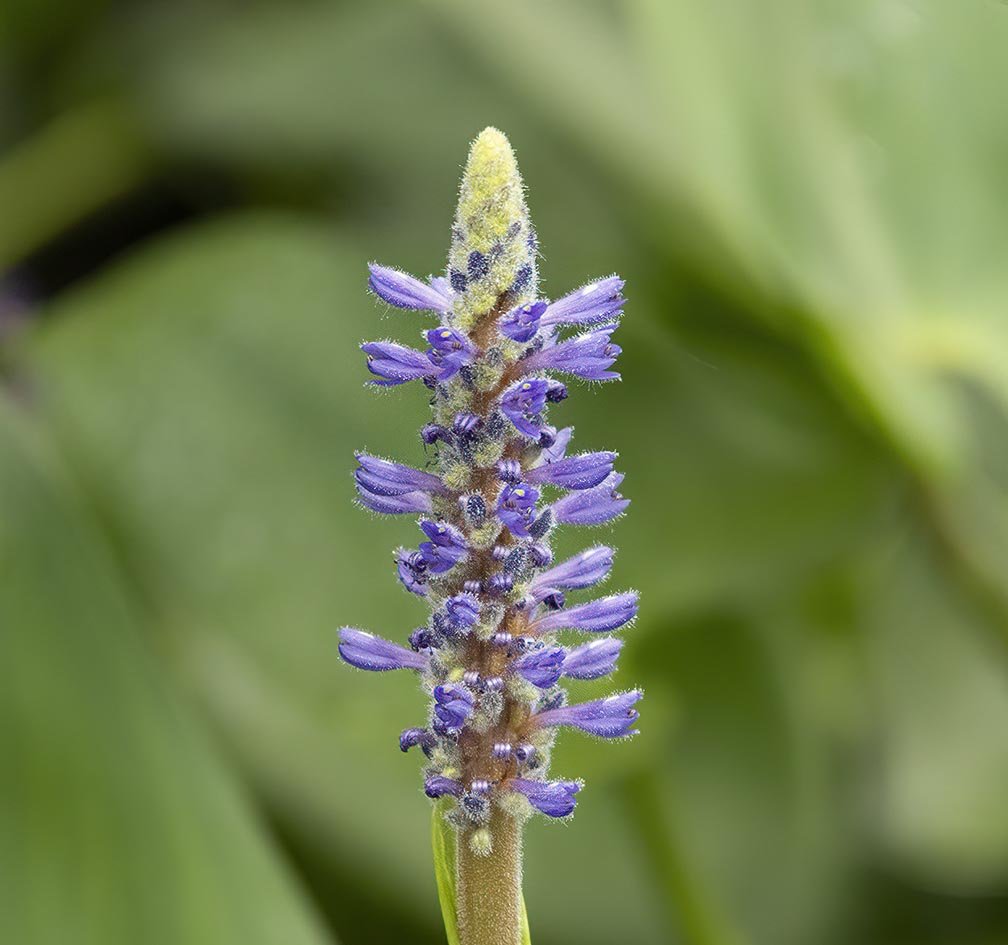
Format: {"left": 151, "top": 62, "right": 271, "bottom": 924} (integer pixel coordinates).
{"left": 4, "top": 2, "right": 1008, "bottom": 943}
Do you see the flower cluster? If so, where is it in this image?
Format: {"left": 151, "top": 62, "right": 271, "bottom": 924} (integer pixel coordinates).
{"left": 338, "top": 128, "right": 639, "bottom": 852}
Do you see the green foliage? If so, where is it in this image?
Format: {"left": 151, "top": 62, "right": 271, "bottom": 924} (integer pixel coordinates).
{"left": 0, "top": 404, "right": 333, "bottom": 945}
{"left": 3, "top": 2, "right": 1008, "bottom": 944}
{"left": 432, "top": 803, "right": 461, "bottom": 945}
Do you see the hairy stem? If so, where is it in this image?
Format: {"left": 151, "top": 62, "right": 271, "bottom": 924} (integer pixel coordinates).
{"left": 456, "top": 811, "right": 523, "bottom": 945}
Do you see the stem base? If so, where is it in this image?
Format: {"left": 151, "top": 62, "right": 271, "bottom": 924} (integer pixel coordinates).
{"left": 457, "top": 811, "right": 523, "bottom": 945}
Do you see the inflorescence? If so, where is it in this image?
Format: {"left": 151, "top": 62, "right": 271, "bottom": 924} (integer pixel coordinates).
{"left": 338, "top": 127, "right": 640, "bottom": 854}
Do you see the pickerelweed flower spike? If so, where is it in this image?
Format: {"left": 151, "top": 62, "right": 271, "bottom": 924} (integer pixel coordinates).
{"left": 338, "top": 127, "right": 639, "bottom": 945}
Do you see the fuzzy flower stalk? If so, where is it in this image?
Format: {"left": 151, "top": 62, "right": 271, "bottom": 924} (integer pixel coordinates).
{"left": 338, "top": 128, "right": 639, "bottom": 945}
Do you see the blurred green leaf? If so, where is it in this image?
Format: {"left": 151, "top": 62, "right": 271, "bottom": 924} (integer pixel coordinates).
{"left": 0, "top": 404, "right": 333, "bottom": 945}
{"left": 861, "top": 534, "right": 1008, "bottom": 889}
{"left": 630, "top": 610, "right": 844, "bottom": 945}
{"left": 0, "top": 100, "right": 150, "bottom": 268}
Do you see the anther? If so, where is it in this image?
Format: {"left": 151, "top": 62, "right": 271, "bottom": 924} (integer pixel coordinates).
{"left": 487, "top": 573, "right": 514, "bottom": 596}
{"left": 515, "top": 744, "right": 538, "bottom": 766}
{"left": 497, "top": 459, "right": 522, "bottom": 483}
{"left": 529, "top": 543, "right": 552, "bottom": 567}
{"left": 453, "top": 412, "right": 480, "bottom": 437}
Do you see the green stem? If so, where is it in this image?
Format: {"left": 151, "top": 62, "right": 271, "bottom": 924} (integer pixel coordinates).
{"left": 623, "top": 772, "right": 746, "bottom": 945}
{"left": 456, "top": 811, "right": 523, "bottom": 945}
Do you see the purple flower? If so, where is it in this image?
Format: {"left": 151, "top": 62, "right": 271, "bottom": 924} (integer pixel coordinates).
{"left": 525, "top": 451, "right": 617, "bottom": 490}
{"left": 356, "top": 486, "right": 433, "bottom": 516}
{"left": 539, "top": 426, "right": 573, "bottom": 463}
{"left": 430, "top": 275, "right": 454, "bottom": 298}
{"left": 514, "top": 745, "right": 537, "bottom": 766}
{"left": 509, "top": 778, "right": 582, "bottom": 817}
{"left": 562, "top": 638, "right": 624, "bottom": 680}
{"left": 418, "top": 521, "right": 467, "bottom": 573}
{"left": 425, "top": 774, "right": 463, "bottom": 798}
{"left": 500, "top": 379, "right": 548, "bottom": 437}
{"left": 540, "top": 590, "right": 565, "bottom": 610}
{"left": 533, "top": 591, "right": 638, "bottom": 634}
{"left": 427, "top": 326, "right": 475, "bottom": 357}
{"left": 496, "top": 459, "right": 522, "bottom": 483}
{"left": 356, "top": 453, "right": 447, "bottom": 497}
{"left": 513, "top": 646, "right": 565, "bottom": 688}
{"left": 368, "top": 263, "right": 455, "bottom": 313}
{"left": 551, "top": 473, "right": 629, "bottom": 526}
{"left": 338, "top": 628, "right": 430, "bottom": 672}
{"left": 395, "top": 548, "right": 427, "bottom": 596}
{"left": 421, "top": 423, "right": 453, "bottom": 445}
{"left": 530, "top": 546, "right": 614, "bottom": 599}
{"left": 500, "top": 300, "right": 547, "bottom": 342}
{"left": 540, "top": 276, "right": 625, "bottom": 328}
{"left": 433, "top": 684, "right": 474, "bottom": 733}
{"left": 444, "top": 593, "right": 480, "bottom": 631}
{"left": 400, "top": 727, "right": 435, "bottom": 753}
{"left": 453, "top": 412, "right": 480, "bottom": 437}
{"left": 520, "top": 324, "right": 622, "bottom": 382}
{"left": 496, "top": 483, "right": 540, "bottom": 538}
{"left": 486, "top": 572, "right": 514, "bottom": 596}
{"left": 361, "top": 341, "right": 438, "bottom": 386}
{"left": 409, "top": 626, "right": 437, "bottom": 651}
{"left": 537, "top": 425, "right": 557, "bottom": 449}
{"left": 426, "top": 326, "right": 478, "bottom": 380}
{"left": 499, "top": 379, "right": 567, "bottom": 438}
{"left": 533, "top": 690, "right": 642, "bottom": 738}
{"left": 529, "top": 543, "right": 552, "bottom": 567}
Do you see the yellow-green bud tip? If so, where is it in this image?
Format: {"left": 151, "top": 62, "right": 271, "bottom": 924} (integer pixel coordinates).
{"left": 449, "top": 126, "right": 538, "bottom": 322}
{"left": 465, "top": 127, "right": 518, "bottom": 188}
